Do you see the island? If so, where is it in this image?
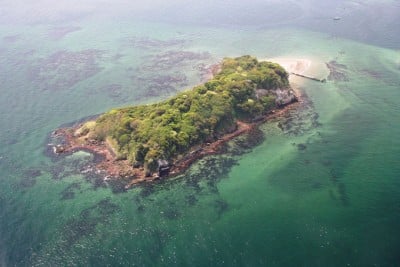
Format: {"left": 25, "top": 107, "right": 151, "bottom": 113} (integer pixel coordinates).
{"left": 52, "top": 55, "right": 299, "bottom": 187}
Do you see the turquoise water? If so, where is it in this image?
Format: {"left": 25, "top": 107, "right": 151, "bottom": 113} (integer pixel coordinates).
{"left": 1, "top": 1, "right": 400, "bottom": 266}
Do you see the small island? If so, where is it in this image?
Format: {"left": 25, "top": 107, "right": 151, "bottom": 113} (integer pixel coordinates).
{"left": 52, "top": 55, "right": 298, "bottom": 187}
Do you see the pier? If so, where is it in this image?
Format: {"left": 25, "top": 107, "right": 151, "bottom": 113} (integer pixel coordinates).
{"left": 291, "top": 72, "right": 326, "bottom": 83}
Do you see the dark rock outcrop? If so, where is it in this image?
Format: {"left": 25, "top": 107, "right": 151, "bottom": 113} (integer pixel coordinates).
{"left": 274, "top": 88, "right": 298, "bottom": 107}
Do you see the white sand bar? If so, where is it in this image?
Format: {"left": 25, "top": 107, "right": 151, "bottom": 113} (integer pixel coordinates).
{"left": 263, "top": 58, "right": 312, "bottom": 74}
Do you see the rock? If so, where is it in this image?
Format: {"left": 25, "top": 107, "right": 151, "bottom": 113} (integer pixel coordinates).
{"left": 54, "top": 145, "right": 65, "bottom": 154}
{"left": 255, "top": 89, "right": 269, "bottom": 99}
{"left": 274, "top": 88, "right": 298, "bottom": 107}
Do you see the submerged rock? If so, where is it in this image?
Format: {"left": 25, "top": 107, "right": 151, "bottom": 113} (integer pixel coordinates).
{"left": 277, "top": 92, "right": 321, "bottom": 136}
{"left": 60, "top": 182, "right": 81, "bottom": 200}
{"left": 297, "top": 143, "right": 307, "bottom": 151}
{"left": 54, "top": 145, "right": 65, "bottom": 154}
{"left": 326, "top": 60, "right": 349, "bottom": 82}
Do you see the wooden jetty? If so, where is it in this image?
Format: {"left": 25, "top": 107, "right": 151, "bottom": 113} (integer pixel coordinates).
{"left": 290, "top": 72, "right": 326, "bottom": 83}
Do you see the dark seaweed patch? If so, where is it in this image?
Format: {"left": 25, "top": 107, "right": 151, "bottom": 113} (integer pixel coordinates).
{"left": 128, "top": 50, "right": 212, "bottom": 100}
{"left": 182, "top": 156, "right": 237, "bottom": 197}
{"left": 82, "top": 170, "right": 108, "bottom": 190}
{"left": 185, "top": 176, "right": 202, "bottom": 193}
{"left": 185, "top": 194, "right": 198, "bottom": 206}
{"left": 62, "top": 198, "right": 120, "bottom": 249}
{"left": 28, "top": 49, "right": 105, "bottom": 91}
{"left": 18, "top": 169, "right": 42, "bottom": 189}
{"left": 205, "top": 157, "right": 236, "bottom": 188}
{"left": 297, "top": 143, "right": 307, "bottom": 151}
{"left": 6, "top": 137, "right": 18, "bottom": 145}
{"left": 311, "top": 181, "right": 323, "bottom": 189}
{"left": 139, "top": 50, "right": 211, "bottom": 71}
{"left": 106, "top": 178, "right": 128, "bottom": 194}
{"left": 360, "top": 69, "right": 383, "bottom": 79}
{"left": 176, "top": 121, "right": 266, "bottom": 196}
{"left": 329, "top": 168, "right": 342, "bottom": 184}
{"left": 337, "top": 182, "right": 349, "bottom": 206}
{"left": 329, "top": 189, "right": 337, "bottom": 201}
{"left": 44, "top": 128, "right": 111, "bottom": 189}
{"left": 124, "top": 36, "right": 187, "bottom": 50}
{"left": 24, "top": 169, "right": 42, "bottom": 178}
{"left": 95, "top": 83, "right": 123, "bottom": 101}
{"left": 244, "top": 127, "right": 265, "bottom": 148}
{"left": 215, "top": 199, "right": 229, "bottom": 218}
{"left": 327, "top": 169, "right": 349, "bottom": 206}
{"left": 96, "top": 198, "right": 120, "bottom": 216}
{"left": 45, "top": 147, "right": 126, "bottom": 192}
{"left": 321, "top": 160, "right": 332, "bottom": 166}
{"left": 132, "top": 72, "right": 188, "bottom": 99}
{"left": 140, "top": 184, "right": 155, "bottom": 198}
{"left": 228, "top": 127, "right": 265, "bottom": 156}
{"left": 326, "top": 60, "right": 349, "bottom": 82}
{"left": 277, "top": 92, "right": 321, "bottom": 136}
{"left": 47, "top": 26, "right": 81, "bottom": 40}
{"left": 146, "top": 229, "right": 170, "bottom": 262}
{"left": 162, "top": 208, "right": 181, "bottom": 220}
{"left": 60, "top": 182, "right": 81, "bottom": 200}
{"left": 137, "top": 205, "right": 145, "bottom": 213}
{"left": 18, "top": 176, "right": 37, "bottom": 189}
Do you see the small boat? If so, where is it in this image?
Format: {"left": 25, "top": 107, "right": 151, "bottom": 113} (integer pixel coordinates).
{"left": 333, "top": 16, "right": 341, "bottom": 21}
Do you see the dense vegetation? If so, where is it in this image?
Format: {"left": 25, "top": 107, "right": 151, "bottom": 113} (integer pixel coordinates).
{"left": 78, "top": 56, "right": 291, "bottom": 173}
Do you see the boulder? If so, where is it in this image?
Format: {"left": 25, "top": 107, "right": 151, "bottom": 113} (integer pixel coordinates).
{"left": 274, "top": 88, "right": 297, "bottom": 107}
{"left": 54, "top": 145, "right": 65, "bottom": 154}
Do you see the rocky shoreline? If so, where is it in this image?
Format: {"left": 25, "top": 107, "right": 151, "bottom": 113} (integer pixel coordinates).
{"left": 48, "top": 89, "right": 301, "bottom": 189}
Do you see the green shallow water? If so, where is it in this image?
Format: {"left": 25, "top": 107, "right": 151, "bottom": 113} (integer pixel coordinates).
{"left": 1, "top": 1, "right": 400, "bottom": 266}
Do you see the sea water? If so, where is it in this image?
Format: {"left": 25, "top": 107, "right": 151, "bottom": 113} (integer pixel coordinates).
{"left": 0, "top": 0, "right": 400, "bottom": 266}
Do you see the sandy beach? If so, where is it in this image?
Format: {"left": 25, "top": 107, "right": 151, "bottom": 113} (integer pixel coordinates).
{"left": 265, "top": 57, "right": 312, "bottom": 75}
